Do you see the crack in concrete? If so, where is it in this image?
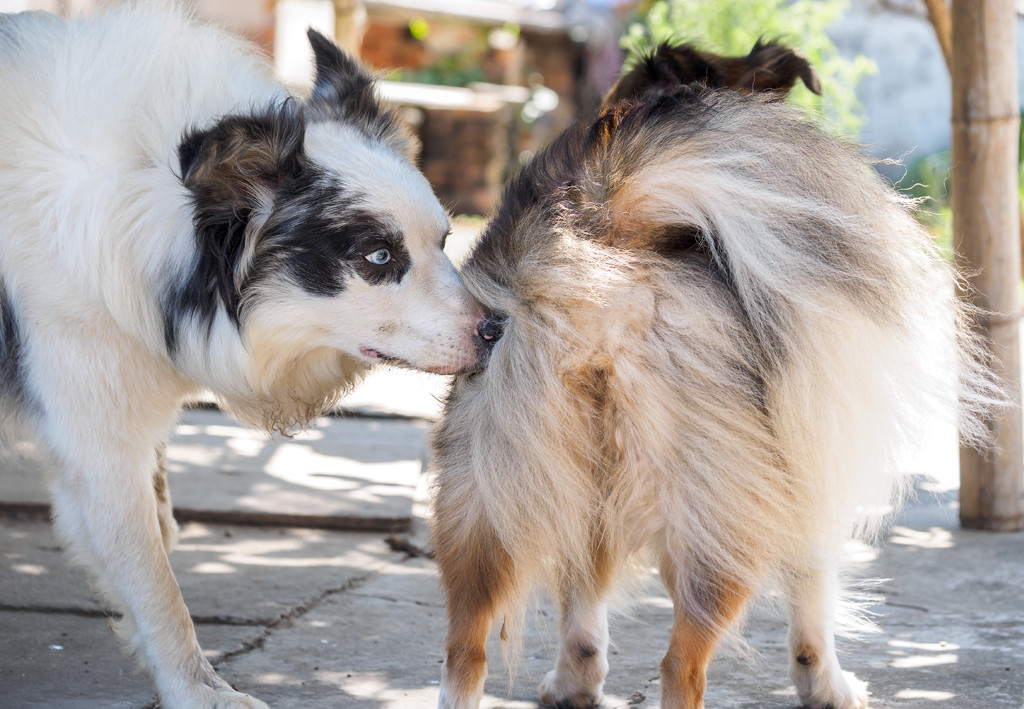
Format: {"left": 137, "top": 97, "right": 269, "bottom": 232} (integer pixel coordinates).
{"left": 0, "top": 602, "right": 115, "bottom": 618}
{"left": 884, "top": 600, "right": 931, "bottom": 612}
{"left": 211, "top": 569, "right": 380, "bottom": 667}
{"left": 131, "top": 539, "right": 424, "bottom": 707}
{"left": 0, "top": 602, "right": 282, "bottom": 627}
{"left": 136, "top": 568, "right": 381, "bottom": 709}
{"left": 191, "top": 614, "right": 271, "bottom": 626}
{"left": 344, "top": 591, "right": 441, "bottom": 608}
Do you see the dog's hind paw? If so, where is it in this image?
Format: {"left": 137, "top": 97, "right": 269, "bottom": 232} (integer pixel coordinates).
{"left": 163, "top": 685, "right": 269, "bottom": 709}
{"left": 538, "top": 670, "right": 602, "bottom": 709}
{"left": 796, "top": 668, "right": 868, "bottom": 709}
{"left": 210, "top": 690, "right": 269, "bottom": 709}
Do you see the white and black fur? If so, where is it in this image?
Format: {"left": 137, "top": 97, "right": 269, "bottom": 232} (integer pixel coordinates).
{"left": 429, "top": 44, "right": 1004, "bottom": 709}
{"left": 0, "top": 5, "right": 489, "bottom": 707}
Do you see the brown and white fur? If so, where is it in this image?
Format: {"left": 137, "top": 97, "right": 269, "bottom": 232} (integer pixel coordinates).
{"left": 430, "top": 43, "right": 1002, "bottom": 708}
{"left": 0, "top": 5, "right": 492, "bottom": 708}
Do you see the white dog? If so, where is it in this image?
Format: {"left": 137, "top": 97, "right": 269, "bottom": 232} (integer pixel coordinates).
{"left": 0, "top": 5, "right": 491, "bottom": 707}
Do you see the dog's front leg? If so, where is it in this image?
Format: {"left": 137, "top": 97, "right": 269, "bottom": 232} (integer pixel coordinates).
{"left": 433, "top": 511, "right": 518, "bottom": 709}
{"left": 153, "top": 442, "right": 179, "bottom": 554}
{"left": 31, "top": 341, "right": 265, "bottom": 709}
{"left": 48, "top": 442, "right": 266, "bottom": 708}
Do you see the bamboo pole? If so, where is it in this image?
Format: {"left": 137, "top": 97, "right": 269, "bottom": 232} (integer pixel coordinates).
{"left": 924, "top": 0, "right": 954, "bottom": 70}
{"left": 333, "top": 0, "right": 366, "bottom": 56}
{"left": 952, "top": 0, "right": 1024, "bottom": 531}
{"left": 923, "top": 0, "right": 1024, "bottom": 276}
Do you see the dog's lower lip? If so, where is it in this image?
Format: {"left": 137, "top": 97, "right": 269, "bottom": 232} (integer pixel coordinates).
{"left": 359, "top": 347, "right": 475, "bottom": 375}
{"left": 425, "top": 363, "right": 465, "bottom": 375}
{"left": 360, "top": 346, "right": 407, "bottom": 366}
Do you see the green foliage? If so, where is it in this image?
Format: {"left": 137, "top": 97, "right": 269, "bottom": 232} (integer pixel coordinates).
{"left": 392, "top": 19, "right": 488, "bottom": 87}
{"left": 392, "top": 21, "right": 520, "bottom": 89}
{"left": 903, "top": 149, "right": 952, "bottom": 251}
{"left": 622, "top": 0, "right": 876, "bottom": 137}
{"left": 905, "top": 125, "right": 1024, "bottom": 258}
{"left": 396, "top": 53, "right": 487, "bottom": 88}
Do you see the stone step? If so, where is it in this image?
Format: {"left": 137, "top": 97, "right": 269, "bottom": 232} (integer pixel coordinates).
{"left": 0, "top": 405, "right": 433, "bottom": 533}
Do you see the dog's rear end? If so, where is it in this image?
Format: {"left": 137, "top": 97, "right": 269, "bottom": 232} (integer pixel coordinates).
{"left": 431, "top": 45, "right": 1001, "bottom": 709}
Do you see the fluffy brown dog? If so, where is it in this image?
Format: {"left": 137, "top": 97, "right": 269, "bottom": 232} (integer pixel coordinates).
{"left": 430, "top": 43, "right": 1000, "bottom": 709}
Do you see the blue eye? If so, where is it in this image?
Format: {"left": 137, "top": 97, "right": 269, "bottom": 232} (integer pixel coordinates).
{"left": 366, "top": 248, "right": 391, "bottom": 265}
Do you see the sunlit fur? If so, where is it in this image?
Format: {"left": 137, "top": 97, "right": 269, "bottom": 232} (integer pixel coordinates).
{"left": 0, "top": 5, "right": 483, "bottom": 708}
{"left": 430, "top": 84, "right": 1003, "bottom": 708}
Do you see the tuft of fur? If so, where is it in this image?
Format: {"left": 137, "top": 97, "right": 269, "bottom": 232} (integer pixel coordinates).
{"left": 430, "top": 64, "right": 1004, "bottom": 708}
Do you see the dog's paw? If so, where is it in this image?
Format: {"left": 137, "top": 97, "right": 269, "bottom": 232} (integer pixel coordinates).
{"left": 209, "top": 689, "right": 269, "bottom": 709}
{"left": 163, "top": 685, "right": 269, "bottom": 709}
{"left": 538, "top": 669, "right": 603, "bottom": 709}
{"left": 795, "top": 667, "right": 868, "bottom": 709}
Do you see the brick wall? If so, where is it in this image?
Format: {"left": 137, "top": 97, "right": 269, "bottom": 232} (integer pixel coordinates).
{"left": 361, "top": 14, "right": 587, "bottom": 215}
{"left": 417, "top": 106, "right": 515, "bottom": 216}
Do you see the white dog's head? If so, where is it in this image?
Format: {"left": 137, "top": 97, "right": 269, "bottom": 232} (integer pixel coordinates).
{"left": 168, "top": 32, "right": 493, "bottom": 408}
{"left": 166, "top": 31, "right": 496, "bottom": 429}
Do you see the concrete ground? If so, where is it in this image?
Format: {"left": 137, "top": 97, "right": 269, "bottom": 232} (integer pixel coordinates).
{"left": 1, "top": 366, "right": 1023, "bottom": 708}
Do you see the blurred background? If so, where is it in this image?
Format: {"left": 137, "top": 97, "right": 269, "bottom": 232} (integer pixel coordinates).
{"left": 2, "top": 0, "right": 1023, "bottom": 241}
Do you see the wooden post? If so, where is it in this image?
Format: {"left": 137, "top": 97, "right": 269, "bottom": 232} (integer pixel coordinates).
{"left": 333, "top": 0, "right": 366, "bottom": 56}
{"left": 923, "top": 0, "right": 954, "bottom": 71}
{"left": 952, "top": 0, "right": 1024, "bottom": 530}
{"left": 923, "top": 0, "right": 1024, "bottom": 276}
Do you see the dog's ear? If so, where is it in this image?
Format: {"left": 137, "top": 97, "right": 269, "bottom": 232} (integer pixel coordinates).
{"left": 306, "top": 29, "right": 378, "bottom": 122}
{"left": 305, "top": 29, "right": 415, "bottom": 157}
{"left": 729, "top": 40, "right": 821, "bottom": 97}
{"left": 602, "top": 40, "right": 820, "bottom": 109}
{"left": 179, "top": 101, "right": 306, "bottom": 203}
{"left": 602, "top": 44, "right": 716, "bottom": 109}
{"left": 176, "top": 103, "right": 306, "bottom": 321}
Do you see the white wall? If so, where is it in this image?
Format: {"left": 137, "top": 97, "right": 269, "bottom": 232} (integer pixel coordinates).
{"left": 831, "top": 1, "right": 1024, "bottom": 170}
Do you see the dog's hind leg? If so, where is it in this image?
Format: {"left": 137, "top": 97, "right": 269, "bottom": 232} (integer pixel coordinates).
{"left": 434, "top": 513, "right": 518, "bottom": 709}
{"left": 784, "top": 566, "right": 868, "bottom": 709}
{"left": 153, "top": 443, "right": 179, "bottom": 553}
{"left": 538, "top": 543, "right": 614, "bottom": 709}
{"left": 658, "top": 553, "right": 755, "bottom": 709}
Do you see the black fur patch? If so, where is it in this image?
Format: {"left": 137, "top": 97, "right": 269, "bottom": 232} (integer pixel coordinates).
{"left": 469, "top": 86, "right": 713, "bottom": 287}
{"left": 165, "top": 102, "right": 306, "bottom": 354}
{"left": 165, "top": 101, "right": 410, "bottom": 356}
{"left": 0, "top": 280, "right": 26, "bottom": 405}
{"left": 251, "top": 174, "right": 410, "bottom": 294}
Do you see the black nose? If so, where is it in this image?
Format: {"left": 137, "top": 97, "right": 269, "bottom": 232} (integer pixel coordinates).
{"left": 476, "top": 317, "right": 503, "bottom": 345}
